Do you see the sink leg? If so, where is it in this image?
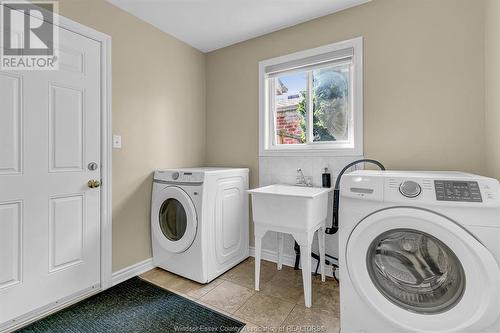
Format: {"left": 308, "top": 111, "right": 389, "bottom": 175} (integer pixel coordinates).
{"left": 300, "top": 243, "right": 312, "bottom": 308}
{"left": 255, "top": 236, "right": 262, "bottom": 291}
{"left": 277, "top": 233, "right": 284, "bottom": 270}
{"left": 318, "top": 227, "right": 326, "bottom": 282}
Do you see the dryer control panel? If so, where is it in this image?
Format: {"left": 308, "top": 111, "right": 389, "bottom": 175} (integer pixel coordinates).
{"left": 154, "top": 170, "right": 204, "bottom": 184}
{"left": 434, "top": 180, "right": 482, "bottom": 202}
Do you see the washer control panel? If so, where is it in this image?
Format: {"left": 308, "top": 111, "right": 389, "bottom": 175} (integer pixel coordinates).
{"left": 434, "top": 180, "right": 482, "bottom": 202}
{"left": 341, "top": 171, "right": 500, "bottom": 206}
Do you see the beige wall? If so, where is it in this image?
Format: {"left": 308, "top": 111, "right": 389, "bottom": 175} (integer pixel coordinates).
{"left": 55, "top": 0, "right": 493, "bottom": 271}
{"left": 58, "top": 0, "right": 206, "bottom": 272}
{"left": 485, "top": 0, "right": 500, "bottom": 180}
{"left": 205, "top": 0, "right": 486, "bottom": 190}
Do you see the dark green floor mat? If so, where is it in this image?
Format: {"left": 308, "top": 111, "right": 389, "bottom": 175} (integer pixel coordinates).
{"left": 16, "top": 277, "right": 245, "bottom": 333}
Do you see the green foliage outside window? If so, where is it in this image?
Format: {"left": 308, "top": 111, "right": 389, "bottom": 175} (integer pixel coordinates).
{"left": 295, "top": 68, "right": 349, "bottom": 143}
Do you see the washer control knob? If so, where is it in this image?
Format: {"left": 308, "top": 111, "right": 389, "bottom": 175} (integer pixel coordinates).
{"left": 399, "top": 180, "right": 422, "bottom": 198}
{"left": 172, "top": 172, "right": 180, "bottom": 180}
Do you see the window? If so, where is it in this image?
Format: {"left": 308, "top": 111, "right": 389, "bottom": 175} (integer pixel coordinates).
{"left": 259, "top": 37, "right": 363, "bottom": 156}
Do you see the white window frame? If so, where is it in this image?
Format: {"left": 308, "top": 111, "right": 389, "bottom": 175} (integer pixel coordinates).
{"left": 258, "top": 37, "right": 363, "bottom": 157}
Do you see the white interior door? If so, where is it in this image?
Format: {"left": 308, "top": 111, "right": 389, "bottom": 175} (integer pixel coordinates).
{"left": 0, "top": 23, "right": 102, "bottom": 326}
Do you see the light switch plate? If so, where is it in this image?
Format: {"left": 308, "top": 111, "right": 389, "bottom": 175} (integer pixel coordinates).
{"left": 112, "top": 135, "right": 122, "bottom": 149}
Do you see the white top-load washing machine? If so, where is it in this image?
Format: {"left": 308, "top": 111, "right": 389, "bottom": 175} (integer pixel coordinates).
{"left": 151, "top": 167, "right": 249, "bottom": 283}
{"left": 339, "top": 170, "right": 500, "bottom": 333}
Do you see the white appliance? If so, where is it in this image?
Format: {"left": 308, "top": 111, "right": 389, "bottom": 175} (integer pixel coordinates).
{"left": 339, "top": 170, "right": 500, "bottom": 333}
{"left": 151, "top": 167, "right": 249, "bottom": 283}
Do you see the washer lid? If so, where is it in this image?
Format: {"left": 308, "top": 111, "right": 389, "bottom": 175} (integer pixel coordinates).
{"left": 152, "top": 186, "right": 198, "bottom": 253}
{"left": 346, "top": 207, "right": 500, "bottom": 333}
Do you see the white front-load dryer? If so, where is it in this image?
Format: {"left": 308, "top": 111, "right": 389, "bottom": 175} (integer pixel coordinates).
{"left": 151, "top": 170, "right": 204, "bottom": 282}
{"left": 151, "top": 168, "right": 249, "bottom": 283}
{"left": 339, "top": 171, "right": 500, "bottom": 333}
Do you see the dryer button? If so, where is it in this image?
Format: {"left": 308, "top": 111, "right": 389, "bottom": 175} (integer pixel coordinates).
{"left": 399, "top": 181, "right": 422, "bottom": 198}
{"left": 172, "top": 172, "right": 180, "bottom": 180}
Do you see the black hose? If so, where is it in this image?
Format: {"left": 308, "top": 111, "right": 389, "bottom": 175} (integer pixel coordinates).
{"left": 325, "top": 253, "right": 338, "bottom": 261}
{"left": 312, "top": 252, "right": 338, "bottom": 275}
{"left": 295, "top": 159, "right": 385, "bottom": 282}
{"left": 325, "top": 159, "right": 386, "bottom": 235}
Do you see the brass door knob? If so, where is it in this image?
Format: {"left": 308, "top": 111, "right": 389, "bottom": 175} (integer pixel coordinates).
{"left": 88, "top": 179, "right": 101, "bottom": 188}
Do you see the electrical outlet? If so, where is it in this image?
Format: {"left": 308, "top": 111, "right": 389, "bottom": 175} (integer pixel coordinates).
{"left": 112, "top": 135, "right": 122, "bottom": 149}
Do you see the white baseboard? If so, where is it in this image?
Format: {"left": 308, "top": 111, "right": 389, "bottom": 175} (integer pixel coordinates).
{"left": 111, "top": 258, "right": 155, "bottom": 286}
{"left": 249, "top": 246, "right": 335, "bottom": 277}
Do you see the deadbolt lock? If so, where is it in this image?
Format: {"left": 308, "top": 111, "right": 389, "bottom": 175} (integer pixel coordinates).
{"left": 87, "top": 179, "right": 101, "bottom": 188}
{"left": 88, "top": 162, "right": 99, "bottom": 171}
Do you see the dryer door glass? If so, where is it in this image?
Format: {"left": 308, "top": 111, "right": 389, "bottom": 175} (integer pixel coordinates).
{"left": 366, "top": 228, "right": 466, "bottom": 314}
{"left": 159, "top": 198, "right": 187, "bottom": 241}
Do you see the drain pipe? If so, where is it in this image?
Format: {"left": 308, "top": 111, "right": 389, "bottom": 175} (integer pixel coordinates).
{"left": 293, "top": 159, "right": 386, "bottom": 274}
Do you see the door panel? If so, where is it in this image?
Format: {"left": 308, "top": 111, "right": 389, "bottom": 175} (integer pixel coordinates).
{"left": 0, "top": 73, "right": 22, "bottom": 174}
{"left": 49, "top": 84, "right": 84, "bottom": 172}
{"left": 0, "top": 201, "right": 22, "bottom": 289}
{"left": 49, "top": 195, "right": 84, "bottom": 272}
{"left": 0, "top": 23, "right": 102, "bottom": 326}
{"left": 58, "top": 44, "right": 84, "bottom": 74}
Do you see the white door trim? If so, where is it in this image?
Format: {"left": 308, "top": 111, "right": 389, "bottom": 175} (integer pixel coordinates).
{"left": 24, "top": 9, "right": 113, "bottom": 288}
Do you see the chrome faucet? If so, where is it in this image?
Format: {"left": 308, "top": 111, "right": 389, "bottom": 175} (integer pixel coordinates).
{"left": 296, "top": 168, "right": 312, "bottom": 187}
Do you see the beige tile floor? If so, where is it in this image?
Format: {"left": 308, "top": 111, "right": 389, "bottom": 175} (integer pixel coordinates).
{"left": 140, "top": 257, "right": 340, "bottom": 333}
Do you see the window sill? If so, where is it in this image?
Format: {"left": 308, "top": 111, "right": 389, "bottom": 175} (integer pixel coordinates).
{"left": 259, "top": 146, "right": 363, "bottom": 157}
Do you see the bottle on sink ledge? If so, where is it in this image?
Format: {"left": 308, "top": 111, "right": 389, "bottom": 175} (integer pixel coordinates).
{"left": 322, "top": 167, "right": 332, "bottom": 188}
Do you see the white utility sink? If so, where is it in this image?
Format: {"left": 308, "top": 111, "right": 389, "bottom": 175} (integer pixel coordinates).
{"left": 248, "top": 184, "right": 331, "bottom": 230}
{"left": 248, "top": 184, "right": 332, "bottom": 308}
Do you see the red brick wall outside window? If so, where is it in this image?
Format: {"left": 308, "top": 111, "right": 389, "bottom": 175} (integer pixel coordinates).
{"left": 276, "top": 110, "right": 303, "bottom": 144}
{"left": 275, "top": 95, "right": 304, "bottom": 144}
